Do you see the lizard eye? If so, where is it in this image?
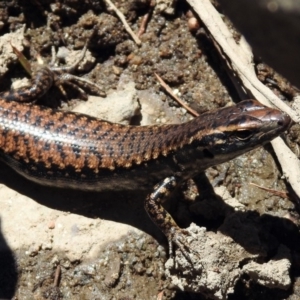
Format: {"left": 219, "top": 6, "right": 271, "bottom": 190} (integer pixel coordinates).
{"left": 235, "top": 130, "right": 253, "bottom": 141}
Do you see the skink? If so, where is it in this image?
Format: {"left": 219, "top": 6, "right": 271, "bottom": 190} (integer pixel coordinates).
{"left": 0, "top": 65, "right": 291, "bottom": 253}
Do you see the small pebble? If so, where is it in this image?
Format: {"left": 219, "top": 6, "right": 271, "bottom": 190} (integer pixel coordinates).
{"left": 188, "top": 17, "right": 200, "bottom": 32}
{"left": 48, "top": 221, "right": 55, "bottom": 229}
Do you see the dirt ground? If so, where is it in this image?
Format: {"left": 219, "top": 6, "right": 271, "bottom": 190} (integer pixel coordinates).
{"left": 0, "top": 1, "right": 299, "bottom": 299}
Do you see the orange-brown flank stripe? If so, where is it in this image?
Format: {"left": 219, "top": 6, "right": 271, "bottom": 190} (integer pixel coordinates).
{"left": 0, "top": 67, "right": 291, "bottom": 192}
{"left": 0, "top": 96, "right": 206, "bottom": 172}
{"left": 0, "top": 57, "right": 292, "bottom": 260}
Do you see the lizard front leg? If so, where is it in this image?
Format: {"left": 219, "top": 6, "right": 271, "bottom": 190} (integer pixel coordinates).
{"left": 144, "top": 176, "right": 192, "bottom": 260}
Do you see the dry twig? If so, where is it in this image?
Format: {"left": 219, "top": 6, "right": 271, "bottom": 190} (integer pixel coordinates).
{"left": 137, "top": 0, "right": 156, "bottom": 37}
{"left": 53, "top": 265, "right": 61, "bottom": 287}
{"left": 154, "top": 73, "right": 199, "bottom": 117}
{"left": 186, "top": 0, "right": 300, "bottom": 199}
{"left": 250, "top": 182, "right": 288, "bottom": 199}
{"left": 187, "top": 0, "right": 299, "bottom": 122}
{"left": 103, "top": 0, "right": 141, "bottom": 45}
{"left": 156, "top": 290, "right": 164, "bottom": 300}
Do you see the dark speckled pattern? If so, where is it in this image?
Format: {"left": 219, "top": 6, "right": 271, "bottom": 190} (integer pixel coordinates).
{"left": 0, "top": 64, "right": 291, "bottom": 250}
{"left": 0, "top": 68, "right": 291, "bottom": 191}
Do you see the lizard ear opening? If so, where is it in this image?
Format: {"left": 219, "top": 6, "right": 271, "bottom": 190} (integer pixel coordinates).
{"left": 203, "top": 149, "right": 214, "bottom": 159}
{"left": 235, "top": 130, "right": 253, "bottom": 141}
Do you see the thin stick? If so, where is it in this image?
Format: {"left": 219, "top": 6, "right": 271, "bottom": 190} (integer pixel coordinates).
{"left": 53, "top": 265, "right": 61, "bottom": 287}
{"left": 10, "top": 42, "right": 32, "bottom": 76}
{"left": 187, "top": 0, "right": 299, "bottom": 122}
{"left": 250, "top": 182, "right": 288, "bottom": 198}
{"left": 137, "top": 0, "right": 156, "bottom": 37}
{"left": 103, "top": 0, "right": 142, "bottom": 45}
{"left": 156, "top": 291, "right": 164, "bottom": 300}
{"left": 154, "top": 73, "right": 199, "bottom": 117}
{"left": 186, "top": 0, "right": 300, "bottom": 199}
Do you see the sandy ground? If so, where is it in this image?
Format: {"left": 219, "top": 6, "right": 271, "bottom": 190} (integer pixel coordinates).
{"left": 0, "top": 1, "right": 299, "bottom": 299}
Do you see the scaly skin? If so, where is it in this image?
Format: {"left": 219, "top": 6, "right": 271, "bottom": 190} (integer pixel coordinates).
{"left": 0, "top": 61, "right": 291, "bottom": 255}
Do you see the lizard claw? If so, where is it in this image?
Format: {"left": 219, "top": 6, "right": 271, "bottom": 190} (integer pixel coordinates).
{"left": 167, "top": 226, "right": 201, "bottom": 266}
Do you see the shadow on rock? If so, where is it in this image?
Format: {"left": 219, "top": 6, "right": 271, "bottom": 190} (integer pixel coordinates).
{"left": 0, "top": 218, "right": 18, "bottom": 298}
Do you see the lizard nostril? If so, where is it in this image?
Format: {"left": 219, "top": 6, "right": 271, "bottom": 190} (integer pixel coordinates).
{"left": 278, "top": 120, "right": 284, "bottom": 126}
{"left": 277, "top": 114, "right": 291, "bottom": 128}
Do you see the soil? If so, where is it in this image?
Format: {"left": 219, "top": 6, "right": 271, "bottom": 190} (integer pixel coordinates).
{"left": 0, "top": 1, "right": 299, "bottom": 299}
